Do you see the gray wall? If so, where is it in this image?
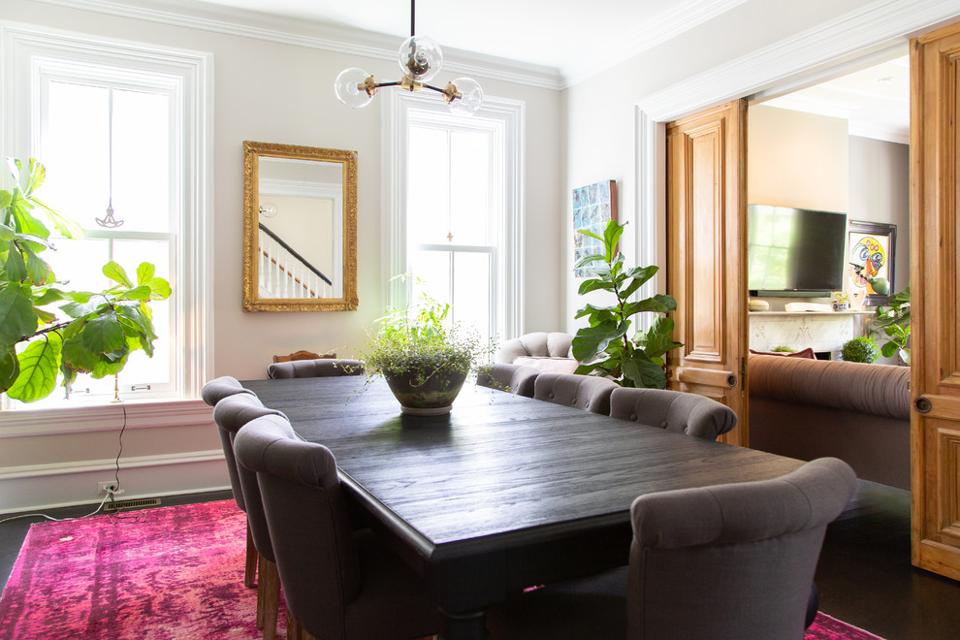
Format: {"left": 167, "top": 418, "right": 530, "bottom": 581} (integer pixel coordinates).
{"left": 849, "top": 136, "right": 910, "bottom": 293}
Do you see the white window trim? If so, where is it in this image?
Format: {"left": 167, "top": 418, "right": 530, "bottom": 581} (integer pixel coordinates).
{"left": 381, "top": 89, "right": 525, "bottom": 340}
{"left": 0, "top": 22, "right": 214, "bottom": 421}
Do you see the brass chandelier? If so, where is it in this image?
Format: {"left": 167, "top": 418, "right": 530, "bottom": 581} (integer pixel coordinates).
{"left": 334, "top": 0, "right": 483, "bottom": 115}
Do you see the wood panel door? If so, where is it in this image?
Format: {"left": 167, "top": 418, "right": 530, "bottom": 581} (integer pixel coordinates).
{"left": 666, "top": 100, "right": 748, "bottom": 446}
{"left": 911, "top": 23, "right": 960, "bottom": 581}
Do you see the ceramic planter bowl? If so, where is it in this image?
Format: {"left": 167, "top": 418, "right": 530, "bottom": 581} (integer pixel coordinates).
{"left": 383, "top": 367, "right": 468, "bottom": 416}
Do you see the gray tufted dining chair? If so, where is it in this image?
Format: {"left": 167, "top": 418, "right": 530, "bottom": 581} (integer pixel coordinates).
{"left": 234, "top": 414, "right": 442, "bottom": 640}
{"left": 267, "top": 358, "right": 365, "bottom": 379}
{"left": 476, "top": 363, "right": 539, "bottom": 397}
{"left": 533, "top": 372, "right": 619, "bottom": 415}
{"left": 201, "top": 376, "right": 257, "bottom": 588}
{"left": 487, "top": 457, "right": 857, "bottom": 640}
{"left": 608, "top": 387, "right": 737, "bottom": 441}
{"left": 213, "top": 392, "right": 288, "bottom": 640}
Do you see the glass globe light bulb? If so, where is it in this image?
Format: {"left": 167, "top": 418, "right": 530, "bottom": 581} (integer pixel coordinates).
{"left": 259, "top": 203, "right": 278, "bottom": 218}
{"left": 448, "top": 77, "right": 483, "bottom": 115}
{"left": 334, "top": 67, "right": 374, "bottom": 108}
{"left": 398, "top": 35, "right": 443, "bottom": 82}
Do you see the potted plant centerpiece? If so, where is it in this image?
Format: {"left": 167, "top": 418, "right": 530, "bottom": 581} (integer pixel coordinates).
{"left": 363, "top": 296, "right": 489, "bottom": 415}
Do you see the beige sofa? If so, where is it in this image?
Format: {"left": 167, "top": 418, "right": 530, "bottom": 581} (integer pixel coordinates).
{"left": 494, "top": 332, "right": 579, "bottom": 374}
{"left": 749, "top": 354, "right": 910, "bottom": 490}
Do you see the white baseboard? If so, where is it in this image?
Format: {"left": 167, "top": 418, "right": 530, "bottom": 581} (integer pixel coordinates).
{"left": 0, "top": 449, "right": 230, "bottom": 514}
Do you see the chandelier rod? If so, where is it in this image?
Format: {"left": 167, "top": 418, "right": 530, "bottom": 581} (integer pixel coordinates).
{"left": 410, "top": 0, "right": 416, "bottom": 37}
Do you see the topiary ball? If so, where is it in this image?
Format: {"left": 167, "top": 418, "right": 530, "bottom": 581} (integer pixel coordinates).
{"left": 842, "top": 336, "right": 880, "bottom": 364}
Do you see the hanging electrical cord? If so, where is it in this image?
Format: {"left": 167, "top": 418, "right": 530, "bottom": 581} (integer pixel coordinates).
{"left": 0, "top": 401, "right": 128, "bottom": 525}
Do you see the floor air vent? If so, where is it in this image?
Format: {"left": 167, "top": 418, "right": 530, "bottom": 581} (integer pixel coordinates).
{"left": 104, "top": 497, "right": 162, "bottom": 512}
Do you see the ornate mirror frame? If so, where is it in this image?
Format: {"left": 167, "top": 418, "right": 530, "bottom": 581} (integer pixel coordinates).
{"left": 242, "top": 140, "right": 359, "bottom": 312}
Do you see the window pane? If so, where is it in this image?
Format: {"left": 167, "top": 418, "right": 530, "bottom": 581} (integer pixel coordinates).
{"left": 41, "top": 81, "right": 110, "bottom": 229}
{"left": 111, "top": 89, "right": 172, "bottom": 232}
{"left": 44, "top": 238, "right": 111, "bottom": 293}
{"left": 452, "top": 251, "right": 492, "bottom": 344}
{"left": 449, "top": 130, "right": 492, "bottom": 246}
{"left": 410, "top": 249, "right": 451, "bottom": 309}
{"left": 407, "top": 126, "right": 449, "bottom": 245}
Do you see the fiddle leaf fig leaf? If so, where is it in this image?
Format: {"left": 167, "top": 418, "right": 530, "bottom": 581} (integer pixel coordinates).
{"left": 145, "top": 276, "right": 171, "bottom": 300}
{"left": 571, "top": 320, "right": 627, "bottom": 363}
{"left": 136, "top": 262, "right": 155, "bottom": 285}
{"left": 0, "top": 284, "right": 38, "bottom": 348}
{"left": 7, "top": 332, "right": 62, "bottom": 402}
{"left": 102, "top": 261, "right": 133, "bottom": 288}
{"left": 81, "top": 314, "right": 126, "bottom": 354}
{"left": 621, "top": 351, "right": 667, "bottom": 390}
{"left": 0, "top": 347, "right": 20, "bottom": 394}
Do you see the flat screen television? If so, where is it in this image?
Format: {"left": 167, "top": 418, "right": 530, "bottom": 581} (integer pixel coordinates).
{"left": 747, "top": 205, "right": 847, "bottom": 294}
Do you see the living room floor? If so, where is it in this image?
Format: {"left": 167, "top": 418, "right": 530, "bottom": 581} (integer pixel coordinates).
{"left": 0, "top": 482, "right": 958, "bottom": 639}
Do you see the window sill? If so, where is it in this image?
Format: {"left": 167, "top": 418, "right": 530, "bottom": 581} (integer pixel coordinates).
{"left": 0, "top": 397, "right": 212, "bottom": 439}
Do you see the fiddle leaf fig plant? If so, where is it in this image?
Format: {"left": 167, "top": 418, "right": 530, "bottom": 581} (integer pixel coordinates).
{"left": 572, "top": 219, "right": 682, "bottom": 389}
{"left": 872, "top": 286, "right": 911, "bottom": 365}
{"left": 0, "top": 158, "right": 171, "bottom": 403}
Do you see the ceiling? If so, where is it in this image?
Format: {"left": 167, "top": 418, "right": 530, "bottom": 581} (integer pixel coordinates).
{"left": 762, "top": 56, "right": 909, "bottom": 144}
{"left": 196, "top": 0, "right": 747, "bottom": 83}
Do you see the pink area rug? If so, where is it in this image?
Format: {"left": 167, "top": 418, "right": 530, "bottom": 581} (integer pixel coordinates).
{"left": 0, "top": 500, "right": 884, "bottom": 639}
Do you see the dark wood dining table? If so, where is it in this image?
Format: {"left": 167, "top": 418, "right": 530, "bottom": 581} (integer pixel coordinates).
{"left": 242, "top": 376, "right": 802, "bottom": 639}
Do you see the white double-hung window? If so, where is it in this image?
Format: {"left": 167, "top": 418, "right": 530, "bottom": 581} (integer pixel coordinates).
{"left": 1, "top": 25, "right": 212, "bottom": 407}
{"left": 385, "top": 91, "right": 524, "bottom": 345}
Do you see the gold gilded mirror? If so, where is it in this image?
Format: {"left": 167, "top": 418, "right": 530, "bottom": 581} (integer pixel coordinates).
{"left": 242, "top": 141, "right": 358, "bottom": 312}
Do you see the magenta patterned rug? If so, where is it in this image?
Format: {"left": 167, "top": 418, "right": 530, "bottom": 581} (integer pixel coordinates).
{"left": 0, "top": 500, "right": 884, "bottom": 639}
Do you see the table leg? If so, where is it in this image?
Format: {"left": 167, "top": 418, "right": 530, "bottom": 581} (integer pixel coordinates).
{"left": 441, "top": 609, "right": 488, "bottom": 640}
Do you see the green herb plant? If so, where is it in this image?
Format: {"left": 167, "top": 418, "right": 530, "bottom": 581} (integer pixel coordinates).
{"left": 362, "top": 291, "right": 492, "bottom": 388}
{"left": 872, "top": 287, "right": 911, "bottom": 365}
{"left": 0, "top": 158, "right": 171, "bottom": 403}
{"left": 572, "top": 219, "right": 682, "bottom": 389}
{"left": 841, "top": 336, "right": 880, "bottom": 364}
{"left": 771, "top": 345, "right": 798, "bottom": 353}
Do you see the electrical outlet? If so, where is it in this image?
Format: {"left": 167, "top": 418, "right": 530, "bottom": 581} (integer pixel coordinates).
{"left": 98, "top": 480, "right": 123, "bottom": 496}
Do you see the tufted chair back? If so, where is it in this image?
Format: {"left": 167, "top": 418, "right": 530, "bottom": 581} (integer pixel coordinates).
{"left": 235, "top": 414, "right": 362, "bottom": 639}
{"left": 214, "top": 393, "right": 288, "bottom": 561}
{"left": 533, "top": 373, "right": 618, "bottom": 415}
{"left": 477, "top": 363, "right": 540, "bottom": 397}
{"left": 627, "top": 458, "right": 856, "bottom": 639}
{"left": 267, "top": 358, "right": 365, "bottom": 379}
{"left": 201, "top": 375, "right": 253, "bottom": 407}
{"left": 609, "top": 387, "right": 737, "bottom": 441}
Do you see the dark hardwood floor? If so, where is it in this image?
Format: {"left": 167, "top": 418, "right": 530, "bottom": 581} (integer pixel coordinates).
{"left": 1, "top": 482, "right": 957, "bottom": 639}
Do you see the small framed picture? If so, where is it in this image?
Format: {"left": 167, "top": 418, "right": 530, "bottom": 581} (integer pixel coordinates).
{"left": 847, "top": 220, "right": 896, "bottom": 305}
{"left": 572, "top": 180, "right": 618, "bottom": 278}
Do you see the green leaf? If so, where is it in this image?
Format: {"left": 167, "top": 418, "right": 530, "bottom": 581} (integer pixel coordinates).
{"left": 136, "top": 262, "right": 156, "bottom": 285}
{"left": 577, "top": 228, "right": 604, "bottom": 243}
{"left": 571, "top": 320, "right": 627, "bottom": 362}
{"left": 90, "top": 351, "right": 129, "bottom": 378}
{"left": 643, "top": 317, "right": 682, "bottom": 359}
{"left": 24, "top": 159, "right": 45, "bottom": 197}
{"left": 881, "top": 341, "right": 899, "bottom": 358}
{"left": 4, "top": 245, "right": 26, "bottom": 281}
{"left": 578, "top": 278, "right": 614, "bottom": 295}
{"left": 145, "top": 277, "right": 171, "bottom": 300}
{"left": 102, "top": 261, "right": 133, "bottom": 288}
{"left": 0, "top": 222, "right": 14, "bottom": 242}
{"left": 8, "top": 194, "right": 50, "bottom": 239}
{"left": 621, "top": 351, "right": 667, "bottom": 389}
{"left": 62, "top": 333, "right": 98, "bottom": 373}
{"left": 0, "top": 347, "right": 20, "bottom": 394}
{"left": 33, "top": 288, "right": 66, "bottom": 306}
{"left": 33, "top": 307, "right": 57, "bottom": 324}
{"left": 6, "top": 332, "right": 62, "bottom": 402}
{"left": 622, "top": 294, "right": 677, "bottom": 317}
{"left": 81, "top": 314, "right": 126, "bottom": 354}
{"left": 24, "top": 250, "right": 52, "bottom": 285}
{"left": 60, "top": 299, "right": 102, "bottom": 319}
{"left": 603, "top": 220, "right": 624, "bottom": 262}
{"left": 0, "top": 190, "right": 12, "bottom": 211}
{"left": 0, "top": 284, "right": 39, "bottom": 348}
{"left": 31, "top": 197, "right": 85, "bottom": 240}
{"left": 118, "top": 285, "right": 151, "bottom": 301}
{"left": 574, "top": 254, "right": 606, "bottom": 270}
{"left": 574, "top": 303, "right": 616, "bottom": 320}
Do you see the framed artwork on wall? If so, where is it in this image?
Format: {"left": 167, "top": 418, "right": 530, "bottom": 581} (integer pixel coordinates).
{"left": 572, "top": 179, "right": 618, "bottom": 278}
{"left": 847, "top": 220, "right": 896, "bottom": 305}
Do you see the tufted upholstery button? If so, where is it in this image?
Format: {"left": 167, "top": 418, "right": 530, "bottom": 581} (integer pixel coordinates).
{"left": 629, "top": 413, "right": 637, "bottom": 421}
{"left": 660, "top": 420, "right": 669, "bottom": 428}
{"left": 548, "top": 392, "right": 555, "bottom": 399}
{"left": 571, "top": 398, "right": 577, "bottom": 405}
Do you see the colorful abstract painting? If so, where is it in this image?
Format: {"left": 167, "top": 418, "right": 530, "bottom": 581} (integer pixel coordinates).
{"left": 573, "top": 180, "right": 618, "bottom": 277}
{"left": 847, "top": 220, "right": 896, "bottom": 303}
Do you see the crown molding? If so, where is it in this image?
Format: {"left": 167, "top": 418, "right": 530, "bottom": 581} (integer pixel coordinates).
{"left": 30, "top": 0, "right": 566, "bottom": 90}
{"left": 638, "top": 0, "right": 960, "bottom": 121}
{"left": 564, "top": 0, "right": 748, "bottom": 87}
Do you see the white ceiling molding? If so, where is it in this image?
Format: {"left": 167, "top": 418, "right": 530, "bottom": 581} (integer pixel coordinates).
{"left": 849, "top": 121, "right": 909, "bottom": 145}
{"left": 632, "top": 0, "right": 960, "bottom": 309}
{"left": 32, "top": 0, "right": 567, "bottom": 89}
{"left": 564, "top": 0, "right": 748, "bottom": 86}
{"left": 638, "top": 0, "right": 960, "bottom": 121}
